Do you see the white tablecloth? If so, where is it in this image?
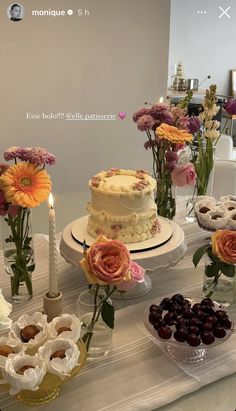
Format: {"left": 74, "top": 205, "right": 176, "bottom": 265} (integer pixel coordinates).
{"left": 0, "top": 222, "right": 236, "bottom": 411}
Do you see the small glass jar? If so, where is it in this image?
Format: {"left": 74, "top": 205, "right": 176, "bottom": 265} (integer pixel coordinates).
{"left": 1, "top": 208, "right": 34, "bottom": 302}
{"left": 203, "top": 264, "right": 236, "bottom": 306}
{"left": 76, "top": 289, "right": 113, "bottom": 360}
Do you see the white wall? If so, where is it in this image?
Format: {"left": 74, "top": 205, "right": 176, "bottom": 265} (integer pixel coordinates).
{"left": 169, "top": 0, "right": 236, "bottom": 96}
{"left": 0, "top": 0, "right": 170, "bottom": 192}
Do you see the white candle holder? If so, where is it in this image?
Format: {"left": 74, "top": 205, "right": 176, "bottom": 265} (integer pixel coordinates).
{"left": 43, "top": 291, "right": 63, "bottom": 322}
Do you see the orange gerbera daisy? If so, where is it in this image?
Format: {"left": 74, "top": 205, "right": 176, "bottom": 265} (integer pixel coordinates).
{"left": 0, "top": 162, "right": 52, "bottom": 208}
{"left": 156, "top": 123, "right": 193, "bottom": 144}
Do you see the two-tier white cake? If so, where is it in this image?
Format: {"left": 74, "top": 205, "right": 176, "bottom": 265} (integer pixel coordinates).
{"left": 87, "top": 168, "right": 160, "bottom": 243}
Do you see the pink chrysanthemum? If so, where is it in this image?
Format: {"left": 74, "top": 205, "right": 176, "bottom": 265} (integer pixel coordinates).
{"left": 149, "top": 103, "right": 169, "bottom": 118}
{"left": 137, "top": 115, "right": 155, "bottom": 131}
{"left": 3, "top": 147, "right": 20, "bottom": 161}
{"left": 133, "top": 108, "right": 150, "bottom": 123}
{"left": 4, "top": 147, "right": 56, "bottom": 166}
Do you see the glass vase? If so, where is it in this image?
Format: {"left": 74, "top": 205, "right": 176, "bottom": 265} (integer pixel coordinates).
{"left": 1, "top": 207, "right": 35, "bottom": 302}
{"left": 185, "top": 144, "right": 216, "bottom": 222}
{"left": 203, "top": 265, "right": 236, "bottom": 306}
{"left": 155, "top": 178, "right": 176, "bottom": 220}
{"left": 76, "top": 289, "right": 113, "bottom": 360}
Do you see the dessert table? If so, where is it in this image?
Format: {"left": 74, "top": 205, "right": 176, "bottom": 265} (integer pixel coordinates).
{"left": 1, "top": 196, "right": 236, "bottom": 411}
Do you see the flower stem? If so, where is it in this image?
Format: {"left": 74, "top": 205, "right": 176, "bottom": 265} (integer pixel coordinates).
{"left": 82, "top": 285, "right": 117, "bottom": 352}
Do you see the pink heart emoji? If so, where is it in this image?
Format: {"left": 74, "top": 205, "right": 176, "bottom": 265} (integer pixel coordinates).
{"left": 118, "top": 111, "right": 126, "bottom": 120}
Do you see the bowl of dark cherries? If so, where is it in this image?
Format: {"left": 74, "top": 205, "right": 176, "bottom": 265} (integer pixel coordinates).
{"left": 144, "top": 294, "right": 234, "bottom": 363}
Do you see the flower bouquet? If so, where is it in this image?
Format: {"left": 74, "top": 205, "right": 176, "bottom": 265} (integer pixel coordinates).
{"left": 133, "top": 96, "right": 196, "bottom": 219}
{"left": 79, "top": 236, "right": 145, "bottom": 357}
{"left": 188, "top": 87, "right": 236, "bottom": 197}
{"left": 193, "top": 230, "right": 236, "bottom": 305}
{"left": 0, "top": 147, "right": 55, "bottom": 301}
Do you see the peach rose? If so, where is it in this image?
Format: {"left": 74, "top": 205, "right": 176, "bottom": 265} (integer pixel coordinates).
{"left": 80, "top": 236, "right": 131, "bottom": 285}
{"left": 117, "top": 261, "right": 145, "bottom": 291}
{"left": 171, "top": 163, "right": 196, "bottom": 187}
{"left": 212, "top": 230, "right": 236, "bottom": 265}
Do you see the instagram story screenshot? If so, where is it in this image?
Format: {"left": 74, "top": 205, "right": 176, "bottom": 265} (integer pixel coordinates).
{"left": 1, "top": 1, "right": 236, "bottom": 410}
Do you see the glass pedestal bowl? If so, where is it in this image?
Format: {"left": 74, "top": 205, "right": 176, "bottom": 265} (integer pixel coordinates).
{"left": 144, "top": 298, "right": 234, "bottom": 364}
{"left": 16, "top": 339, "right": 87, "bottom": 406}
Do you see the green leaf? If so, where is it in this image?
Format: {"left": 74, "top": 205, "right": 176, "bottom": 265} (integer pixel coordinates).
{"left": 193, "top": 244, "right": 210, "bottom": 267}
{"left": 101, "top": 300, "right": 115, "bottom": 329}
{"left": 220, "top": 264, "right": 235, "bottom": 278}
{"left": 205, "top": 264, "right": 219, "bottom": 277}
{"left": 27, "top": 263, "right": 35, "bottom": 273}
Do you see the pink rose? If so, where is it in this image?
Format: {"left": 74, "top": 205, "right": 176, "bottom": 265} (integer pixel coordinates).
{"left": 171, "top": 163, "right": 196, "bottom": 187}
{"left": 80, "top": 236, "right": 131, "bottom": 285}
{"left": 117, "top": 261, "right": 145, "bottom": 291}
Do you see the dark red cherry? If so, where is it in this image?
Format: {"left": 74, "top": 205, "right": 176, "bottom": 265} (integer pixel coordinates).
{"left": 201, "top": 331, "right": 215, "bottom": 345}
{"left": 205, "top": 315, "right": 217, "bottom": 325}
{"left": 202, "top": 321, "right": 213, "bottom": 331}
{"left": 158, "top": 326, "right": 172, "bottom": 339}
{"left": 215, "top": 310, "right": 228, "bottom": 321}
{"left": 222, "top": 317, "right": 232, "bottom": 330}
{"left": 160, "top": 298, "right": 172, "bottom": 310}
{"left": 164, "top": 312, "right": 177, "bottom": 326}
{"left": 188, "top": 326, "right": 200, "bottom": 335}
{"left": 153, "top": 320, "right": 166, "bottom": 330}
{"left": 201, "top": 298, "right": 214, "bottom": 307}
{"left": 174, "top": 327, "right": 187, "bottom": 342}
{"left": 192, "top": 303, "right": 202, "bottom": 313}
{"left": 186, "top": 333, "right": 201, "bottom": 347}
{"left": 213, "top": 326, "right": 226, "bottom": 338}
{"left": 171, "top": 294, "right": 184, "bottom": 303}
{"left": 150, "top": 304, "right": 163, "bottom": 314}
{"left": 189, "top": 317, "right": 202, "bottom": 327}
{"left": 183, "top": 309, "right": 193, "bottom": 319}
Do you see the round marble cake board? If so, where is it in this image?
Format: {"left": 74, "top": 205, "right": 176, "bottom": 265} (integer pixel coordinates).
{"left": 71, "top": 215, "right": 173, "bottom": 253}
{"left": 60, "top": 216, "right": 186, "bottom": 299}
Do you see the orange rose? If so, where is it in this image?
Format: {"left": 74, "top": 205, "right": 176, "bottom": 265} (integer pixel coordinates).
{"left": 80, "top": 236, "right": 131, "bottom": 285}
{"left": 155, "top": 123, "right": 193, "bottom": 144}
{"left": 212, "top": 230, "right": 236, "bottom": 265}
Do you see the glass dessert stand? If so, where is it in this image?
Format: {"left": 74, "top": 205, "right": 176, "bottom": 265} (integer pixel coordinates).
{"left": 60, "top": 215, "right": 186, "bottom": 299}
{"left": 1, "top": 340, "right": 87, "bottom": 406}
{"left": 144, "top": 300, "right": 234, "bottom": 364}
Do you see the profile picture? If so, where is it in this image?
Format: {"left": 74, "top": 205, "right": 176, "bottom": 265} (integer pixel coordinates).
{"left": 7, "top": 3, "right": 25, "bottom": 21}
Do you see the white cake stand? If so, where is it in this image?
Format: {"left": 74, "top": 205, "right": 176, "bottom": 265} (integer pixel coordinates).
{"left": 60, "top": 215, "right": 186, "bottom": 298}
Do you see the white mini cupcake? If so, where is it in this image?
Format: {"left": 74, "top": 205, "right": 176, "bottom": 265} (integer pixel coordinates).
{"left": 228, "top": 210, "right": 236, "bottom": 230}
{"left": 220, "top": 195, "right": 236, "bottom": 203}
{"left": 194, "top": 198, "right": 218, "bottom": 230}
{"left": 208, "top": 211, "right": 228, "bottom": 230}
{"left": 222, "top": 201, "right": 236, "bottom": 214}
{"left": 0, "top": 336, "right": 25, "bottom": 369}
{"left": 38, "top": 338, "right": 80, "bottom": 379}
{"left": 2, "top": 354, "right": 46, "bottom": 395}
{"left": 10, "top": 312, "right": 48, "bottom": 352}
{"left": 48, "top": 314, "right": 81, "bottom": 342}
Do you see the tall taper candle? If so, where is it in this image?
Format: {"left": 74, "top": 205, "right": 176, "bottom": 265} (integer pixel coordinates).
{"left": 48, "top": 193, "right": 58, "bottom": 297}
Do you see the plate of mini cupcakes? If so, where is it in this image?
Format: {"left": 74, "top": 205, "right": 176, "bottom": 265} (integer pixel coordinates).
{"left": 194, "top": 195, "right": 236, "bottom": 231}
{"left": 0, "top": 312, "right": 86, "bottom": 405}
